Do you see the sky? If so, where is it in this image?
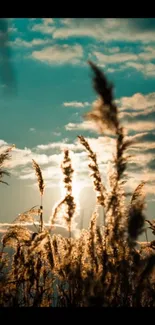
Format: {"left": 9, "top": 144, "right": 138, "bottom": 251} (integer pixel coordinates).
{"left": 0, "top": 18, "right": 155, "bottom": 238}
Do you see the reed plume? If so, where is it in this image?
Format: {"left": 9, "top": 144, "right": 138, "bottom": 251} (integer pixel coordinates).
{"left": 13, "top": 206, "right": 40, "bottom": 225}
{"left": 84, "top": 61, "right": 119, "bottom": 134}
{"left": 0, "top": 145, "right": 15, "bottom": 185}
{"left": 84, "top": 62, "right": 133, "bottom": 243}
{"left": 51, "top": 149, "right": 76, "bottom": 237}
{"left": 2, "top": 225, "right": 32, "bottom": 248}
{"left": 128, "top": 181, "right": 146, "bottom": 241}
{"left": 32, "top": 159, "right": 45, "bottom": 196}
{"left": 61, "top": 149, "right": 76, "bottom": 237}
{"left": 78, "top": 135, "right": 106, "bottom": 209}
{"left": 32, "top": 159, "right": 45, "bottom": 232}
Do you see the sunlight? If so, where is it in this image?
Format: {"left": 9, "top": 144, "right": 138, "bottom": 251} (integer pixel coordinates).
{"left": 72, "top": 178, "right": 83, "bottom": 201}
{"left": 60, "top": 176, "right": 82, "bottom": 206}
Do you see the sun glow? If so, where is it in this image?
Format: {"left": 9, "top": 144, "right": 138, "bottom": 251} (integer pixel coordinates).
{"left": 60, "top": 176, "right": 82, "bottom": 204}
{"left": 72, "top": 178, "right": 83, "bottom": 202}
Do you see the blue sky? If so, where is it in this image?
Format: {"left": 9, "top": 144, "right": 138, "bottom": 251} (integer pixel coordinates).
{"left": 0, "top": 18, "right": 155, "bottom": 238}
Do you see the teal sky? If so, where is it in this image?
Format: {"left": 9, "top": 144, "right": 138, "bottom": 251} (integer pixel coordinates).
{"left": 0, "top": 18, "right": 155, "bottom": 239}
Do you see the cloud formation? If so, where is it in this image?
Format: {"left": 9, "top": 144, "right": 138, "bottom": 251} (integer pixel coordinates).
{"left": 0, "top": 89, "right": 155, "bottom": 202}
{"left": 118, "top": 92, "right": 155, "bottom": 110}
{"left": 63, "top": 101, "right": 90, "bottom": 108}
{"left": 65, "top": 121, "right": 98, "bottom": 132}
{"left": 31, "top": 18, "right": 54, "bottom": 34}
{"left": 51, "top": 18, "right": 155, "bottom": 43}
{"left": 8, "top": 18, "right": 155, "bottom": 75}
{"left": 9, "top": 37, "right": 51, "bottom": 48}
{"left": 31, "top": 44, "right": 83, "bottom": 65}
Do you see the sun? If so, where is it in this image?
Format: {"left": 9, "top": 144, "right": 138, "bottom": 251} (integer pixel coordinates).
{"left": 72, "top": 178, "right": 83, "bottom": 202}
{"left": 59, "top": 175, "right": 82, "bottom": 203}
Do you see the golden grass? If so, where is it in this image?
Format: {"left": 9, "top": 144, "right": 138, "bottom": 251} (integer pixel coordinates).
{"left": 0, "top": 62, "right": 155, "bottom": 307}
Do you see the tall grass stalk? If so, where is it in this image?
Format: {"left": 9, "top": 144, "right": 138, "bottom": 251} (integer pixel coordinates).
{"left": 32, "top": 159, "right": 45, "bottom": 232}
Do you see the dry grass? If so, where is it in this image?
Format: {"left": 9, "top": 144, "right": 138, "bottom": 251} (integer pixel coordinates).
{"left": 0, "top": 145, "right": 15, "bottom": 185}
{"left": 0, "top": 62, "right": 155, "bottom": 307}
{"left": 78, "top": 135, "right": 106, "bottom": 208}
{"left": 50, "top": 149, "right": 76, "bottom": 237}
{"left": 32, "top": 159, "right": 45, "bottom": 232}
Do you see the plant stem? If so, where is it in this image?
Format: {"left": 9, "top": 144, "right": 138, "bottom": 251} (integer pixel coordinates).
{"left": 40, "top": 195, "right": 43, "bottom": 232}
{"left": 145, "top": 228, "right": 148, "bottom": 243}
{"left": 103, "top": 206, "right": 105, "bottom": 227}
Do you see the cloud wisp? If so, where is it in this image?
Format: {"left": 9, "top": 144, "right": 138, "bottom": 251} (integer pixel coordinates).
{"left": 63, "top": 101, "right": 90, "bottom": 108}
{"left": 31, "top": 44, "right": 83, "bottom": 65}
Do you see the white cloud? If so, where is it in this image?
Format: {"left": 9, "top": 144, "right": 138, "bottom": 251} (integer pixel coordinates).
{"left": 52, "top": 18, "right": 155, "bottom": 43}
{"left": 107, "top": 68, "right": 116, "bottom": 73}
{"left": 37, "top": 141, "right": 79, "bottom": 151}
{"left": 4, "top": 147, "right": 32, "bottom": 169}
{"left": 13, "top": 19, "right": 155, "bottom": 74}
{"left": 2, "top": 146, "right": 62, "bottom": 170}
{"left": 8, "top": 27, "right": 17, "bottom": 33}
{"left": 52, "top": 131, "right": 61, "bottom": 136}
{"left": 125, "top": 62, "right": 144, "bottom": 71}
{"left": 126, "top": 132, "right": 149, "bottom": 142}
{"left": 42, "top": 18, "right": 54, "bottom": 25}
{"left": 108, "top": 47, "right": 120, "bottom": 54}
{"left": 32, "top": 25, "right": 55, "bottom": 34}
{"left": 93, "top": 46, "right": 155, "bottom": 76}
{"left": 80, "top": 136, "right": 115, "bottom": 164}
{"left": 129, "top": 140, "right": 155, "bottom": 151}
{"left": 129, "top": 152, "right": 154, "bottom": 166}
{"left": 94, "top": 51, "right": 138, "bottom": 64}
{"left": 53, "top": 27, "right": 100, "bottom": 40}
{"left": 124, "top": 61, "right": 155, "bottom": 77}
{"left": 137, "top": 46, "right": 155, "bottom": 62}
{"left": 63, "top": 101, "right": 90, "bottom": 108}
{"left": 24, "top": 137, "right": 115, "bottom": 190}
{"left": 31, "top": 18, "right": 55, "bottom": 34}
{"left": 115, "top": 92, "right": 155, "bottom": 133}
{"left": 119, "top": 92, "right": 155, "bottom": 110}
{"left": 65, "top": 121, "right": 98, "bottom": 132}
{"left": 127, "top": 169, "right": 155, "bottom": 195}
{"left": 19, "top": 165, "right": 61, "bottom": 181}
{"left": 1, "top": 126, "right": 155, "bottom": 202}
{"left": 31, "top": 44, "right": 83, "bottom": 65}
{"left": 119, "top": 107, "right": 155, "bottom": 120}
{"left": 0, "top": 139, "right": 8, "bottom": 147}
{"left": 1, "top": 89, "right": 155, "bottom": 200}
{"left": 125, "top": 121, "right": 155, "bottom": 133}
{"left": 65, "top": 119, "right": 133, "bottom": 135}
{"left": 29, "top": 127, "right": 36, "bottom": 132}
{"left": 64, "top": 92, "right": 155, "bottom": 137}
{"left": 9, "top": 37, "right": 50, "bottom": 48}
